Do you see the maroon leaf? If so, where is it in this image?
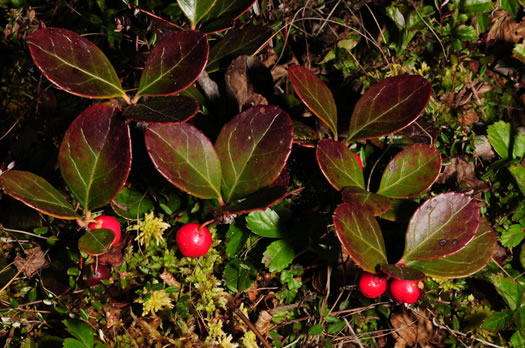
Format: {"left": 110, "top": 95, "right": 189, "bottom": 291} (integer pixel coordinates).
{"left": 289, "top": 66, "right": 338, "bottom": 138}
{"left": 316, "top": 139, "right": 365, "bottom": 190}
{"left": 333, "top": 203, "right": 388, "bottom": 273}
{"left": 59, "top": 102, "right": 131, "bottom": 211}
{"left": 348, "top": 75, "right": 432, "bottom": 141}
{"left": 215, "top": 105, "right": 293, "bottom": 203}
{"left": 400, "top": 192, "right": 480, "bottom": 262}
{"left": 377, "top": 144, "right": 441, "bottom": 198}
{"left": 341, "top": 186, "right": 392, "bottom": 216}
{"left": 207, "top": 25, "right": 273, "bottom": 73}
{"left": 27, "top": 28, "right": 126, "bottom": 99}
{"left": 135, "top": 31, "right": 208, "bottom": 100}
{"left": 78, "top": 228, "right": 115, "bottom": 256}
{"left": 0, "top": 170, "right": 80, "bottom": 219}
{"left": 145, "top": 122, "right": 222, "bottom": 202}
{"left": 406, "top": 218, "right": 496, "bottom": 278}
{"left": 380, "top": 264, "right": 426, "bottom": 281}
{"left": 292, "top": 120, "right": 318, "bottom": 148}
{"left": 123, "top": 96, "right": 199, "bottom": 123}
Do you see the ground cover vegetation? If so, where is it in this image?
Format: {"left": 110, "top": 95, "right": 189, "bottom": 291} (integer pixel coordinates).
{"left": 0, "top": 0, "right": 524, "bottom": 346}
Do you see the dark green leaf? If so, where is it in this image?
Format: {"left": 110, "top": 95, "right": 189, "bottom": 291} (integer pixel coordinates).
{"left": 246, "top": 208, "right": 286, "bottom": 238}
{"left": 308, "top": 324, "right": 324, "bottom": 335}
{"left": 200, "top": 0, "right": 255, "bottom": 32}
{"left": 460, "top": 0, "right": 494, "bottom": 14}
{"left": 223, "top": 258, "right": 256, "bottom": 292}
{"left": 78, "top": 228, "right": 115, "bottom": 256}
{"left": 123, "top": 96, "right": 198, "bottom": 123}
{"left": 145, "top": 122, "right": 222, "bottom": 201}
{"left": 377, "top": 144, "right": 441, "bottom": 198}
{"left": 333, "top": 203, "right": 388, "bottom": 273}
{"left": 59, "top": 102, "right": 131, "bottom": 211}
{"left": 0, "top": 170, "right": 79, "bottom": 219}
{"left": 481, "top": 310, "right": 513, "bottom": 332}
{"left": 27, "top": 28, "right": 126, "bottom": 99}
{"left": 406, "top": 218, "right": 496, "bottom": 278}
{"left": 207, "top": 25, "right": 273, "bottom": 73}
{"left": 380, "top": 199, "right": 418, "bottom": 222}
{"left": 111, "top": 187, "right": 154, "bottom": 220}
{"left": 327, "top": 319, "right": 346, "bottom": 334}
{"left": 218, "top": 186, "right": 289, "bottom": 215}
{"left": 289, "top": 66, "right": 338, "bottom": 138}
{"left": 348, "top": 75, "right": 432, "bottom": 141}
{"left": 63, "top": 338, "right": 88, "bottom": 348}
{"left": 262, "top": 240, "right": 295, "bottom": 272}
{"left": 136, "top": 31, "right": 208, "bottom": 98}
{"left": 509, "top": 164, "right": 525, "bottom": 195}
{"left": 225, "top": 221, "right": 249, "bottom": 257}
{"left": 316, "top": 140, "right": 365, "bottom": 190}
{"left": 490, "top": 274, "right": 523, "bottom": 310}
{"left": 341, "top": 186, "right": 391, "bottom": 216}
{"left": 401, "top": 192, "right": 480, "bottom": 261}
{"left": 488, "top": 121, "right": 512, "bottom": 159}
{"left": 380, "top": 264, "right": 425, "bottom": 281}
{"left": 215, "top": 105, "right": 293, "bottom": 202}
{"left": 177, "top": 0, "right": 216, "bottom": 27}
{"left": 63, "top": 320, "right": 94, "bottom": 347}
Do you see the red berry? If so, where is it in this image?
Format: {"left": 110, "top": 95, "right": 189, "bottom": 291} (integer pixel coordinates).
{"left": 176, "top": 223, "right": 212, "bottom": 258}
{"left": 390, "top": 279, "right": 420, "bottom": 304}
{"left": 88, "top": 216, "right": 121, "bottom": 247}
{"left": 353, "top": 153, "right": 363, "bottom": 170}
{"left": 87, "top": 263, "right": 110, "bottom": 286}
{"left": 359, "top": 272, "right": 388, "bottom": 298}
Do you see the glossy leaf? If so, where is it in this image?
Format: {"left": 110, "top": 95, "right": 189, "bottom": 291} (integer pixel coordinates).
{"left": 27, "top": 28, "right": 125, "bottom": 99}
{"left": 380, "top": 264, "right": 425, "bottom": 281}
{"left": 111, "top": 187, "right": 154, "bottom": 220}
{"left": 200, "top": 0, "right": 256, "bottom": 32}
{"left": 123, "top": 96, "right": 198, "bottom": 123}
{"left": 341, "top": 186, "right": 391, "bottom": 216}
{"left": 401, "top": 192, "right": 480, "bottom": 262}
{"left": 215, "top": 105, "right": 293, "bottom": 203}
{"left": 136, "top": 31, "right": 208, "bottom": 99}
{"left": 145, "top": 122, "right": 222, "bottom": 201}
{"left": 406, "top": 219, "right": 496, "bottom": 278}
{"left": 207, "top": 25, "right": 273, "bottom": 72}
{"left": 348, "top": 75, "right": 432, "bottom": 141}
{"left": 289, "top": 66, "right": 338, "bottom": 138}
{"left": 316, "top": 140, "right": 365, "bottom": 190}
{"left": 0, "top": 170, "right": 79, "bottom": 219}
{"left": 177, "top": 0, "right": 216, "bottom": 27}
{"left": 246, "top": 208, "right": 286, "bottom": 238}
{"left": 377, "top": 144, "right": 441, "bottom": 198}
{"left": 487, "top": 120, "right": 511, "bottom": 159}
{"left": 78, "top": 228, "right": 115, "bottom": 256}
{"left": 59, "top": 102, "right": 132, "bottom": 211}
{"left": 262, "top": 239, "right": 295, "bottom": 272}
{"left": 292, "top": 120, "right": 318, "bottom": 148}
{"left": 333, "top": 203, "right": 388, "bottom": 273}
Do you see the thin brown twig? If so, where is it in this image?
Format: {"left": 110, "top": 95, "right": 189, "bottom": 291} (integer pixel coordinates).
{"left": 233, "top": 308, "right": 272, "bottom": 348}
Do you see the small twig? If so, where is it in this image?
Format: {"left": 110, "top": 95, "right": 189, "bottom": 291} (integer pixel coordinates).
{"left": 233, "top": 308, "right": 272, "bottom": 348}
{"left": 0, "top": 225, "right": 54, "bottom": 240}
{"left": 0, "top": 269, "right": 23, "bottom": 294}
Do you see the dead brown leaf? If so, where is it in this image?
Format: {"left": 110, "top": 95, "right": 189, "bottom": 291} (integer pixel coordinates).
{"left": 458, "top": 107, "right": 479, "bottom": 126}
{"left": 255, "top": 310, "right": 273, "bottom": 337}
{"left": 391, "top": 309, "right": 433, "bottom": 348}
{"left": 225, "top": 56, "right": 268, "bottom": 112}
{"left": 437, "top": 157, "right": 489, "bottom": 191}
{"left": 14, "top": 246, "right": 49, "bottom": 278}
{"left": 160, "top": 269, "right": 181, "bottom": 287}
{"left": 488, "top": 10, "right": 525, "bottom": 43}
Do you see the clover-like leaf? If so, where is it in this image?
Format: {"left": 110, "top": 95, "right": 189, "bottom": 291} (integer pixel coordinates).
{"left": 27, "top": 28, "right": 126, "bottom": 99}
{"left": 123, "top": 96, "right": 198, "bottom": 123}
{"left": 0, "top": 170, "right": 80, "bottom": 219}
{"left": 401, "top": 192, "right": 480, "bottom": 262}
{"left": 59, "top": 102, "right": 131, "bottom": 211}
{"left": 348, "top": 75, "right": 432, "bottom": 141}
{"left": 207, "top": 25, "right": 272, "bottom": 72}
{"left": 289, "top": 66, "right": 338, "bottom": 138}
{"left": 215, "top": 105, "right": 293, "bottom": 203}
{"left": 406, "top": 218, "right": 496, "bottom": 278}
{"left": 145, "top": 122, "right": 222, "bottom": 202}
{"left": 380, "top": 264, "right": 426, "bottom": 281}
{"left": 377, "top": 144, "right": 441, "bottom": 198}
{"left": 136, "top": 31, "right": 208, "bottom": 99}
{"left": 333, "top": 203, "right": 388, "bottom": 273}
{"left": 78, "top": 228, "right": 115, "bottom": 256}
{"left": 341, "top": 186, "right": 391, "bottom": 216}
{"left": 316, "top": 140, "right": 365, "bottom": 190}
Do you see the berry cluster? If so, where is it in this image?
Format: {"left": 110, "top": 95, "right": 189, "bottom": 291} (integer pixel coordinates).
{"left": 358, "top": 272, "right": 421, "bottom": 304}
